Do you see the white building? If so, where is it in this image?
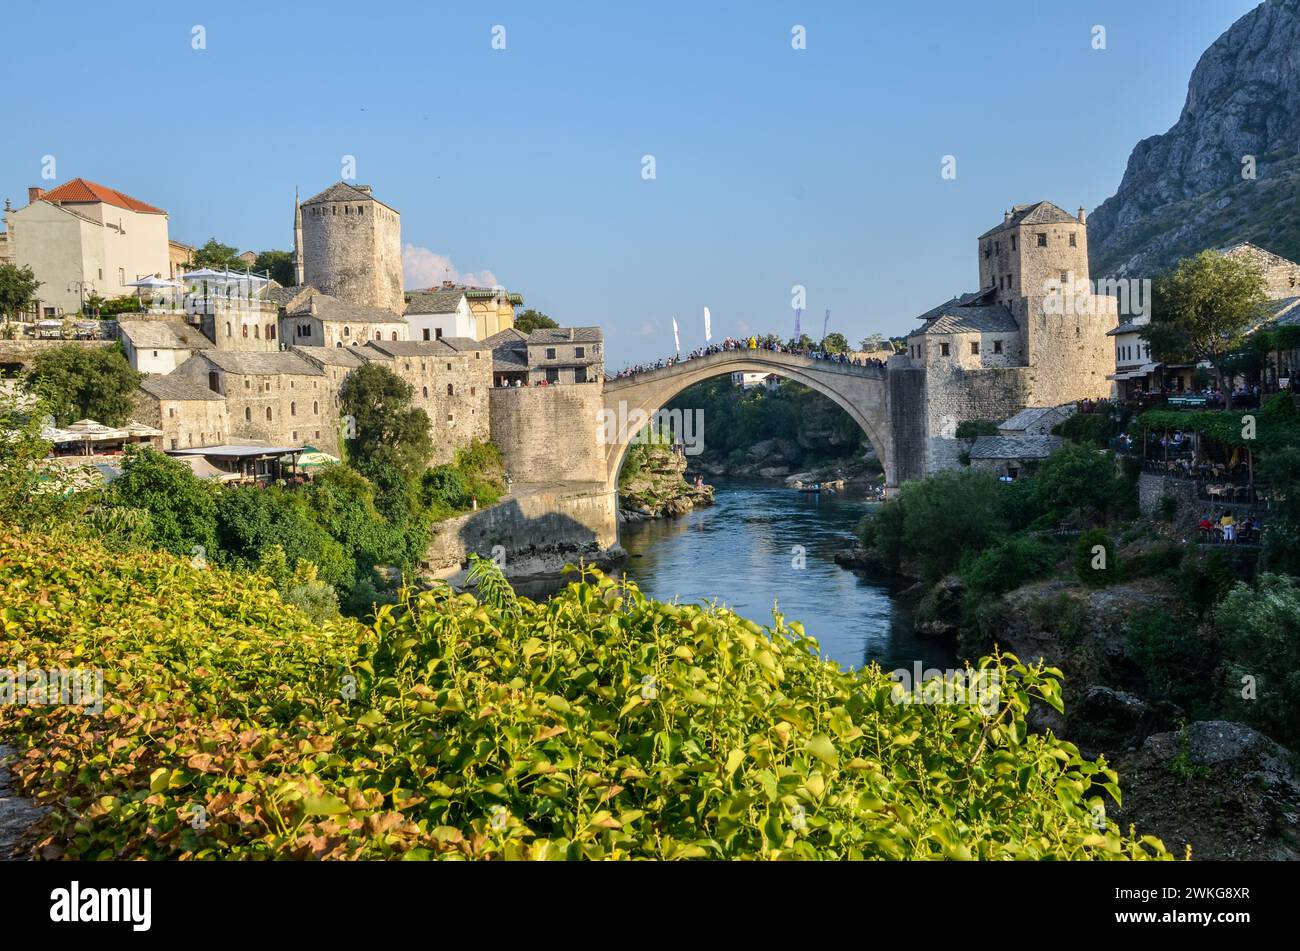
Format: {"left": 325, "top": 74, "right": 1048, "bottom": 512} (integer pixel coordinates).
{"left": 404, "top": 287, "right": 475, "bottom": 341}
{"left": 3, "top": 179, "right": 172, "bottom": 316}
{"left": 117, "top": 319, "right": 215, "bottom": 374}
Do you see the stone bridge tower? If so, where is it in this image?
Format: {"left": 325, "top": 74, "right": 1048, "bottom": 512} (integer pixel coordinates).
{"left": 977, "top": 201, "right": 1115, "bottom": 406}
{"left": 296, "top": 182, "right": 404, "bottom": 312}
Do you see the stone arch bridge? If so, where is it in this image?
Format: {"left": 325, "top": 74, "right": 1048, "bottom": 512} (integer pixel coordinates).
{"left": 601, "top": 350, "right": 926, "bottom": 492}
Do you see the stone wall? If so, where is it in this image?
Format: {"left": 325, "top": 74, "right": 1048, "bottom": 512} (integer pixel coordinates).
{"left": 0, "top": 338, "right": 115, "bottom": 373}
{"left": 1137, "top": 471, "right": 1199, "bottom": 520}
{"left": 390, "top": 349, "right": 493, "bottom": 464}
{"left": 922, "top": 365, "right": 1030, "bottom": 473}
{"left": 173, "top": 358, "right": 335, "bottom": 451}
{"left": 490, "top": 384, "right": 607, "bottom": 483}
{"left": 886, "top": 362, "right": 928, "bottom": 484}
{"left": 422, "top": 482, "right": 618, "bottom": 578}
{"left": 131, "top": 391, "right": 229, "bottom": 451}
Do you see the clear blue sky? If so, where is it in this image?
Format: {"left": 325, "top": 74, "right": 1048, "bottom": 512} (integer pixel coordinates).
{"left": 0, "top": 0, "right": 1261, "bottom": 367}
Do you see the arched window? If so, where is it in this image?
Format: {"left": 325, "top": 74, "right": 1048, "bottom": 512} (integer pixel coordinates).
{"left": 392, "top": 331, "right": 398, "bottom": 340}
{"left": 244, "top": 407, "right": 251, "bottom": 422}
{"left": 225, "top": 322, "right": 232, "bottom": 337}
{"left": 313, "top": 401, "right": 318, "bottom": 413}
{"left": 253, "top": 325, "right": 260, "bottom": 339}
{"left": 422, "top": 386, "right": 428, "bottom": 398}
{"left": 343, "top": 326, "right": 350, "bottom": 337}
{"left": 290, "top": 402, "right": 296, "bottom": 416}
{"left": 266, "top": 407, "right": 273, "bottom": 421}
{"left": 241, "top": 325, "right": 248, "bottom": 338}
{"left": 375, "top": 331, "right": 381, "bottom": 340}
{"left": 268, "top": 325, "right": 276, "bottom": 340}
{"left": 447, "top": 383, "right": 454, "bottom": 396}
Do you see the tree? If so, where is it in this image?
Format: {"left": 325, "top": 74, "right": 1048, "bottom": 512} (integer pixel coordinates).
{"left": 253, "top": 250, "right": 295, "bottom": 286}
{"left": 215, "top": 486, "right": 350, "bottom": 590}
{"left": 1142, "top": 251, "right": 1268, "bottom": 408}
{"left": 1031, "top": 444, "right": 1127, "bottom": 524}
{"left": 514, "top": 309, "right": 558, "bottom": 334}
{"left": 1220, "top": 574, "right": 1300, "bottom": 747}
{"left": 822, "top": 332, "right": 850, "bottom": 354}
{"left": 25, "top": 344, "right": 143, "bottom": 425}
{"left": 339, "top": 363, "right": 432, "bottom": 479}
{"left": 190, "top": 238, "right": 245, "bottom": 272}
{"left": 0, "top": 263, "right": 41, "bottom": 320}
{"left": 109, "top": 447, "right": 218, "bottom": 557}
{"left": 859, "top": 333, "right": 887, "bottom": 352}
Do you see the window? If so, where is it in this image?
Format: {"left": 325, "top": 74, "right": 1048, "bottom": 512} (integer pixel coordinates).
{"left": 1036, "top": 233, "right": 1047, "bottom": 247}
{"left": 422, "top": 386, "right": 429, "bottom": 398}
{"left": 266, "top": 407, "right": 273, "bottom": 421}
{"left": 575, "top": 346, "right": 585, "bottom": 358}
{"left": 290, "top": 402, "right": 296, "bottom": 416}
{"left": 970, "top": 342, "right": 980, "bottom": 356}
{"left": 244, "top": 379, "right": 251, "bottom": 390}
{"left": 423, "top": 329, "right": 431, "bottom": 341}
{"left": 447, "top": 384, "right": 454, "bottom": 396}
{"left": 358, "top": 207, "right": 363, "bottom": 216}
{"left": 245, "top": 407, "right": 251, "bottom": 422}
{"left": 268, "top": 325, "right": 275, "bottom": 341}
{"left": 1011, "top": 235, "right": 1017, "bottom": 251}
{"left": 313, "top": 401, "right": 318, "bottom": 413}
{"left": 343, "top": 326, "right": 350, "bottom": 337}
{"left": 208, "top": 371, "right": 221, "bottom": 393}
{"left": 983, "top": 243, "right": 990, "bottom": 259}
{"left": 1069, "top": 233, "right": 1077, "bottom": 247}
{"left": 470, "top": 386, "right": 476, "bottom": 396}
{"left": 242, "top": 325, "right": 248, "bottom": 338}
{"left": 993, "top": 340, "right": 1003, "bottom": 354}
{"left": 435, "top": 328, "right": 443, "bottom": 339}
{"left": 118, "top": 268, "right": 125, "bottom": 284}
{"left": 253, "top": 325, "right": 260, "bottom": 339}
{"left": 376, "top": 331, "right": 382, "bottom": 340}
{"left": 168, "top": 407, "right": 175, "bottom": 418}
{"left": 1061, "top": 272, "right": 1068, "bottom": 283}
{"left": 170, "top": 439, "right": 178, "bottom": 450}
{"left": 98, "top": 268, "right": 103, "bottom": 280}
{"left": 546, "top": 347, "right": 557, "bottom": 360}
{"left": 152, "top": 350, "right": 159, "bottom": 357}
{"left": 940, "top": 343, "right": 950, "bottom": 357}
{"left": 226, "top": 322, "right": 232, "bottom": 337}
{"left": 392, "top": 332, "right": 398, "bottom": 340}
{"left": 446, "top": 414, "right": 453, "bottom": 422}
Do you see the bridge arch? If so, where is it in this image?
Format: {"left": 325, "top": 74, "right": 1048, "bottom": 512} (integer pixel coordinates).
{"left": 602, "top": 350, "right": 894, "bottom": 491}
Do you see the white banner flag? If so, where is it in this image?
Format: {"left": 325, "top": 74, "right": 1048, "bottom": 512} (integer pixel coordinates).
{"left": 703, "top": 306, "right": 712, "bottom": 342}
{"left": 672, "top": 317, "right": 681, "bottom": 354}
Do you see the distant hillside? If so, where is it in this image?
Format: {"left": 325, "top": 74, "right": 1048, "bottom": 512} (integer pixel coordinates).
{"left": 1089, "top": 0, "right": 1300, "bottom": 278}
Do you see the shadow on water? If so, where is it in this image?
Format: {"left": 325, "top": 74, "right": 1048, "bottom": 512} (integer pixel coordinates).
{"left": 617, "top": 480, "right": 958, "bottom": 673}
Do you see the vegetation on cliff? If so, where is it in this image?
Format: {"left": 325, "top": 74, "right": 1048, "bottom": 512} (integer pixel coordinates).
{"left": 0, "top": 528, "right": 1170, "bottom": 860}
{"left": 618, "top": 433, "right": 713, "bottom": 519}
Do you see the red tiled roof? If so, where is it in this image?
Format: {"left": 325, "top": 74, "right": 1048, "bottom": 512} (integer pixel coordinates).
{"left": 38, "top": 178, "right": 166, "bottom": 215}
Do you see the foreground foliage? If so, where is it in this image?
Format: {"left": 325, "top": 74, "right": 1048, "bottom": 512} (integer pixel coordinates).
{"left": 0, "top": 531, "right": 1170, "bottom": 860}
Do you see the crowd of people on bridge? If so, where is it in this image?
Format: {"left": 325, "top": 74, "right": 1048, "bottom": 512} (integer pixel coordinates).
{"left": 611, "top": 334, "right": 888, "bottom": 379}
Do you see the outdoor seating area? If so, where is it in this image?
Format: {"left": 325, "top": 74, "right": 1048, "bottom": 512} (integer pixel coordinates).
{"left": 42, "top": 419, "right": 163, "bottom": 457}
{"left": 1197, "top": 509, "right": 1266, "bottom": 546}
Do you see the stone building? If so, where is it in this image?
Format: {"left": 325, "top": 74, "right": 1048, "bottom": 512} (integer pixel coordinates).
{"left": 133, "top": 375, "right": 230, "bottom": 451}
{"left": 906, "top": 201, "right": 1115, "bottom": 473}
{"left": 968, "top": 434, "right": 1063, "bottom": 481}
{"left": 172, "top": 349, "right": 336, "bottom": 451}
{"left": 363, "top": 338, "right": 493, "bottom": 462}
{"left": 278, "top": 289, "right": 408, "bottom": 348}
{"left": 294, "top": 183, "right": 403, "bottom": 314}
{"left": 117, "top": 319, "right": 214, "bottom": 374}
{"left": 525, "top": 327, "right": 604, "bottom": 384}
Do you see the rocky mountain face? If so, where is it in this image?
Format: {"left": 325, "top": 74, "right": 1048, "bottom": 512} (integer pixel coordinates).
{"left": 1089, "top": 0, "right": 1300, "bottom": 278}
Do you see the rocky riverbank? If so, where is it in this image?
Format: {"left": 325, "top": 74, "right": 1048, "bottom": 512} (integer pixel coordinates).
{"left": 696, "top": 437, "right": 885, "bottom": 491}
{"left": 619, "top": 443, "right": 715, "bottom": 523}
{"left": 834, "top": 523, "right": 1300, "bottom": 859}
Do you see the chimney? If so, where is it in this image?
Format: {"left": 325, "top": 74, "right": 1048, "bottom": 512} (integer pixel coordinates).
{"left": 442, "top": 280, "right": 454, "bottom": 289}
{"left": 354, "top": 184, "right": 373, "bottom": 196}
{"left": 28, "top": 187, "right": 44, "bottom": 204}
{"left": 568, "top": 327, "right": 575, "bottom": 341}
{"left": 308, "top": 296, "right": 318, "bottom": 316}
{"left": 1003, "top": 209, "right": 1011, "bottom": 224}
{"left": 1077, "top": 206, "right": 1087, "bottom": 225}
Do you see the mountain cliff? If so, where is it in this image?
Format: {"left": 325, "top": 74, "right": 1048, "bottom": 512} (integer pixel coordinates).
{"left": 1089, "top": 0, "right": 1300, "bottom": 277}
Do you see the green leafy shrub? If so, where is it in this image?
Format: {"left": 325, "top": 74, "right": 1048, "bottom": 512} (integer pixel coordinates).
{"left": 1125, "top": 609, "right": 1219, "bottom": 717}
{"left": 955, "top": 420, "right": 1000, "bottom": 439}
{"left": 0, "top": 530, "right": 1170, "bottom": 860}
{"left": 1076, "top": 529, "right": 1116, "bottom": 587}
{"left": 1218, "top": 573, "right": 1300, "bottom": 748}
{"left": 960, "top": 535, "right": 1060, "bottom": 603}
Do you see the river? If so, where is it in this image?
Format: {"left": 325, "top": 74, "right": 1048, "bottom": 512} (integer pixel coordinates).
{"left": 617, "top": 480, "right": 957, "bottom": 673}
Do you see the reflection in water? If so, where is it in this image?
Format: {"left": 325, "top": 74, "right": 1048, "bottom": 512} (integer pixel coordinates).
{"left": 617, "top": 481, "right": 957, "bottom": 673}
